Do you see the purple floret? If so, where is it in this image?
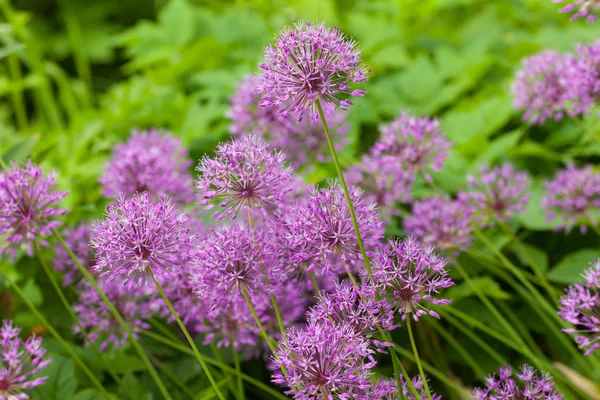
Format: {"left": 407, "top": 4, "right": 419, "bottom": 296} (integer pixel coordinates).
{"left": 554, "top": 0, "right": 600, "bottom": 23}
{"left": 473, "top": 364, "right": 563, "bottom": 399}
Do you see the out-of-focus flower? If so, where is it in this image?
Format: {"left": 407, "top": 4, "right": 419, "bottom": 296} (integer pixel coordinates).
{"left": 0, "top": 161, "right": 68, "bottom": 258}
{"left": 99, "top": 130, "right": 194, "bottom": 204}
{"left": 554, "top": 0, "right": 600, "bottom": 23}
{"left": 258, "top": 21, "right": 368, "bottom": 121}
{"left": 53, "top": 224, "right": 93, "bottom": 286}
{"left": 90, "top": 193, "right": 192, "bottom": 288}
{"left": 473, "top": 364, "right": 563, "bottom": 399}
{"left": 196, "top": 135, "right": 292, "bottom": 220}
{"left": 562, "top": 41, "right": 600, "bottom": 116}
{"left": 542, "top": 165, "right": 600, "bottom": 233}
{"left": 558, "top": 259, "right": 600, "bottom": 355}
{"left": 0, "top": 320, "right": 51, "bottom": 400}
{"left": 357, "top": 376, "right": 441, "bottom": 400}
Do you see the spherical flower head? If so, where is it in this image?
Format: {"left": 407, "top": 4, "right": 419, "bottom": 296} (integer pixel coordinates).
{"left": 53, "top": 224, "right": 93, "bottom": 286}
{"left": 512, "top": 51, "right": 570, "bottom": 125}
{"left": 99, "top": 129, "right": 194, "bottom": 204}
{"left": 458, "top": 163, "right": 531, "bottom": 227}
{"left": 90, "top": 192, "right": 192, "bottom": 289}
{"left": 283, "top": 180, "right": 384, "bottom": 273}
{"left": 258, "top": 21, "right": 368, "bottom": 121}
{"left": 369, "top": 237, "right": 454, "bottom": 321}
{"left": 272, "top": 322, "right": 376, "bottom": 399}
{"left": 404, "top": 196, "right": 473, "bottom": 254}
{"left": 196, "top": 135, "right": 292, "bottom": 220}
{"left": 346, "top": 154, "right": 414, "bottom": 221}
{"left": 542, "top": 164, "right": 600, "bottom": 233}
{"left": 357, "top": 376, "right": 441, "bottom": 400}
{"left": 554, "top": 0, "right": 600, "bottom": 22}
{"left": 0, "top": 320, "right": 51, "bottom": 399}
{"left": 473, "top": 364, "right": 563, "bottom": 399}
{"left": 0, "top": 161, "right": 68, "bottom": 259}
{"left": 562, "top": 40, "right": 600, "bottom": 116}
{"left": 73, "top": 279, "right": 158, "bottom": 351}
{"left": 558, "top": 259, "right": 600, "bottom": 355}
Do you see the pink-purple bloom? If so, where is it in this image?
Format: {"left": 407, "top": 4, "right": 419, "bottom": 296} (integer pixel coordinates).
{"left": 558, "top": 259, "right": 600, "bottom": 355}
{"left": 258, "top": 21, "right": 368, "bottom": 121}
{"left": 99, "top": 130, "right": 194, "bottom": 204}
{"left": 53, "top": 224, "right": 92, "bottom": 286}
{"left": 196, "top": 135, "right": 292, "bottom": 220}
{"left": 368, "top": 237, "right": 454, "bottom": 321}
{"left": 562, "top": 41, "right": 600, "bottom": 116}
{"left": 473, "top": 364, "right": 563, "bottom": 399}
{"left": 0, "top": 320, "right": 51, "bottom": 400}
{"left": 90, "top": 193, "right": 192, "bottom": 288}
{"left": 0, "top": 161, "right": 68, "bottom": 258}
{"left": 542, "top": 164, "right": 600, "bottom": 233}
{"left": 554, "top": 0, "right": 600, "bottom": 22}
{"left": 365, "top": 376, "right": 441, "bottom": 400}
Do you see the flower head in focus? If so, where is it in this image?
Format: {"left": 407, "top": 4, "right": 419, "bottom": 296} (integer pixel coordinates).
{"left": 554, "top": 0, "right": 600, "bottom": 22}
{"left": 558, "top": 259, "right": 600, "bottom": 355}
{"left": 196, "top": 135, "right": 292, "bottom": 220}
{"left": 53, "top": 224, "right": 93, "bottom": 286}
{"left": 90, "top": 193, "right": 192, "bottom": 288}
{"left": 0, "top": 320, "right": 51, "bottom": 400}
{"left": 258, "top": 21, "right": 368, "bottom": 121}
{"left": 0, "top": 161, "right": 68, "bottom": 258}
{"left": 473, "top": 364, "right": 563, "bottom": 399}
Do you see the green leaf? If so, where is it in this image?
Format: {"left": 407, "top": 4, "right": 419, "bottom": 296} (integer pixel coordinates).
{"left": 105, "top": 351, "right": 147, "bottom": 374}
{"left": 517, "top": 183, "right": 560, "bottom": 231}
{"left": 2, "top": 136, "right": 38, "bottom": 164}
{"left": 31, "top": 355, "right": 77, "bottom": 400}
{"left": 510, "top": 242, "right": 549, "bottom": 273}
{"left": 73, "top": 389, "right": 112, "bottom": 400}
{"left": 158, "top": 0, "right": 196, "bottom": 45}
{"left": 22, "top": 279, "right": 43, "bottom": 306}
{"left": 396, "top": 56, "right": 442, "bottom": 104}
{"left": 547, "top": 249, "right": 599, "bottom": 284}
{"left": 447, "top": 276, "right": 512, "bottom": 301}
{"left": 470, "top": 129, "right": 523, "bottom": 171}
{"left": 119, "top": 372, "right": 152, "bottom": 400}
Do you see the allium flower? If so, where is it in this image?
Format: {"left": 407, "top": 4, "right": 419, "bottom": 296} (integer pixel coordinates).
{"left": 90, "top": 193, "right": 192, "bottom": 288}
{"left": 512, "top": 51, "right": 570, "bottom": 125}
{"left": 196, "top": 135, "right": 292, "bottom": 220}
{"left": 554, "top": 0, "right": 600, "bottom": 22}
{"left": 371, "top": 113, "right": 451, "bottom": 180}
{"left": 558, "top": 259, "right": 600, "bottom": 355}
{"left": 0, "top": 161, "right": 68, "bottom": 258}
{"left": 358, "top": 376, "right": 441, "bottom": 400}
{"left": 458, "top": 163, "right": 530, "bottom": 227}
{"left": 404, "top": 196, "right": 473, "bottom": 254}
{"left": 272, "top": 322, "right": 376, "bottom": 399}
{"left": 346, "top": 154, "right": 414, "bottom": 221}
{"left": 53, "top": 224, "right": 93, "bottom": 286}
{"left": 283, "top": 181, "right": 384, "bottom": 272}
{"left": 258, "top": 21, "right": 368, "bottom": 121}
{"left": 369, "top": 237, "right": 454, "bottom": 321}
{"left": 473, "top": 364, "right": 563, "bottom": 399}
{"left": 99, "top": 130, "right": 194, "bottom": 204}
{"left": 542, "top": 164, "right": 600, "bottom": 233}
{"left": 562, "top": 41, "right": 600, "bottom": 115}
{"left": 0, "top": 320, "right": 51, "bottom": 400}
{"left": 73, "top": 279, "right": 158, "bottom": 351}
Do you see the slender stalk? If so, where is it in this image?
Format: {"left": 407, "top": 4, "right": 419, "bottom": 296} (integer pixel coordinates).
{"left": 53, "top": 230, "right": 172, "bottom": 400}
{"left": 429, "top": 319, "right": 485, "bottom": 377}
{"left": 307, "top": 270, "right": 322, "bottom": 298}
{"left": 149, "top": 354, "right": 195, "bottom": 398}
{"left": 7, "top": 53, "right": 28, "bottom": 132}
{"left": 232, "top": 345, "right": 245, "bottom": 400}
{"left": 315, "top": 98, "right": 372, "bottom": 276}
{"left": 148, "top": 267, "right": 225, "bottom": 400}
{"left": 406, "top": 318, "right": 433, "bottom": 400}
{"left": 1, "top": 272, "right": 111, "bottom": 399}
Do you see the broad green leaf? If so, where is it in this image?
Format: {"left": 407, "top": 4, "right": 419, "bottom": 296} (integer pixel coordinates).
{"left": 446, "top": 276, "right": 511, "bottom": 301}
{"left": 510, "top": 242, "right": 549, "bottom": 272}
{"left": 22, "top": 279, "right": 43, "bottom": 306}
{"left": 31, "top": 355, "right": 77, "bottom": 400}
{"left": 547, "top": 249, "right": 599, "bottom": 284}
{"left": 158, "top": 0, "right": 196, "bottom": 45}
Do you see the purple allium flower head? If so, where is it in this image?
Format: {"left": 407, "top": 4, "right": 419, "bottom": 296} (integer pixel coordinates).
{"left": 196, "top": 135, "right": 292, "bottom": 220}
{"left": 542, "top": 164, "right": 600, "bottom": 233}
{"left": 99, "top": 130, "right": 194, "bottom": 204}
{"left": 272, "top": 322, "right": 376, "bottom": 399}
{"left": 358, "top": 376, "right": 441, "bottom": 400}
{"left": 283, "top": 180, "right": 384, "bottom": 272}
{"left": 53, "top": 224, "right": 93, "bottom": 287}
{"left": 0, "top": 161, "right": 68, "bottom": 259}
{"left": 458, "top": 163, "right": 531, "bottom": 227}
{"left": 404, "top": 196, "right": 473, "bottom": 254}
{"left": 258, "top": 21, "right": 368, "bottom": 121}
{"left": 562, "top": 40, "right": 600, "bottom": 116}
{"left": 512, "top": 51, "right": 571, "bottom": 125}
{"left": 473, "top": 364, "right": 563, "bottom": 399}
{"left": 73, "top": 279, "right": 158, "bottom": 351}
{"left": 0, "top": 320, "right": 51, "bottom": 400}
{"left": 90, "top": 192, "right": 192, "bottom": 288}
{"left": 554, "top": 0, "right": 600, "bottom": 22}
{"left": 346, "top": 154, "right": 414, "bottom": 221}
{"left": 371, "top": 113, "right": 451, "bottom": 180}
{"left": 368, "top": 237, "right": 454, "bottom": 321}
{"left": 558, "top": 259, "right": 600, "bottom": 355}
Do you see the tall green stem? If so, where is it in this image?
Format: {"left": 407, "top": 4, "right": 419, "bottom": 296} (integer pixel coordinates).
{"left": 406, "top": 318, "right": 433, "bottom": 400}
{"left": 232, "top": 344, "right": 245, "bottom": 400}
{"left": 7, "top": 53, "right": 28, "bottom": 132}
{"left": 307, "top": 270, "right": 322, "bottom": 298}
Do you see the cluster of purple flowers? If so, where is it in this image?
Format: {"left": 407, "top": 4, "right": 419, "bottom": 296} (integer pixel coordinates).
{"left": 473, "top": 364, "right": 563, "bottom": 399}
{"left": 554, "top": 0, "right": 600, "bottom": 22}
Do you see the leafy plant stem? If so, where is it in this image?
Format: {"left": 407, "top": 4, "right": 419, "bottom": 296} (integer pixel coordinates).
{"left": 232, "top": 344, "right": 245, "bottom": 400}
{"left": 406, "top": 318, "right": 433, "bottom": 400}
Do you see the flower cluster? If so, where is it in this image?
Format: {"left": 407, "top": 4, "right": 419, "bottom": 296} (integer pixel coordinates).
{"left": 473, "top": 364, "right": 563, "bottom": 399}
{"left": 0, "top": 161, "right": 68, "bottom": 258}
{"left": 99, "top": 130, "right": 195, "bottom": 204}
{"left": 558, "top": 259, "right": 600, "bottom": 355}
{"left": 542, "top": 164, "right": 600, "bottom": 233}
{"left": 554, "top": 0, "right": 600, "bottom": 22}
{"left": 0, "top": 320, "right": 51, "bottom": 400}
{"left": 53, "top": 224, "right": 92, "bottom": 286}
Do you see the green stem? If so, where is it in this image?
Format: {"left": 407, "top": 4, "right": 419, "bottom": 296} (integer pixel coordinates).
{"left": 406, "top": 318, "right": 433, "bottom": 400}
{"left": 307, "top": 270, "right": 322, "bottom": 299}
{"left": 149, "top": 268, "right": 225, "bottom": 400}
{"left": 53, "top": 230, "right": 172, "bottom": 400}
{"left": 315, "top": 98, "right": 372, "bottom": 276}
{"left": 149, "top": 354, "right": 195, "bottom": 398}
{"left": 7, "top": 53, "right": 28, "bottom": 132}
{"left": 232, "top": 345, "right": 245, "bottom": 400}
{"left": 429, "top": 319, "right": 485, "bottom": 378}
